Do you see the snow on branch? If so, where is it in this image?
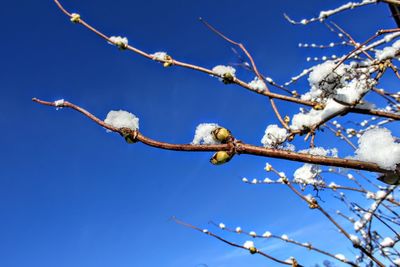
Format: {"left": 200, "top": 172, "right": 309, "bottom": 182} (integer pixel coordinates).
{"left": 284, "top": 0, "right": 378, "bottom": 25}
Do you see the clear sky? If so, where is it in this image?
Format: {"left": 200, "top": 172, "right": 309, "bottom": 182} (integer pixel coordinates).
{"left": 0, "top": 1, "right": 397, "bottom": 267}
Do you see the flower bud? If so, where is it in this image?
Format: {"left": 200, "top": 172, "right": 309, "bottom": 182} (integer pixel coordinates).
{"left": 313, "top": 103, "right": 325, "bottom": 110}
{"left": 163, "top": 55, "right": 173, "bottom": 67}
{"left": 120, "top": 129, "right": 137, "bottom": 144}
{"left": 249, "top": 246, "right": 257, "bottom": 254}
{"left": 210, "top": 151, "right": 232, "bottom": 165}
{"left": 163, "top": 62, "right": 173, "bottom": 67}
{"left": 222, "top": 72, "right": 234, "bottom": 84}
{"left": 70, "top": 13, "right": 81, "bottom": 23}
{"left": 212, "top": 127, "right": 231, "bottom": 142}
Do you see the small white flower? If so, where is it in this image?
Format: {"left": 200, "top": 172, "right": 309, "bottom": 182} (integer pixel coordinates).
{"left": 219, "top": 223, "right": 226, "bottom": 229}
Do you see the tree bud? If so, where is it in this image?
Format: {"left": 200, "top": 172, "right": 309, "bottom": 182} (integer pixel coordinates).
{"left": 210, "top": 151, "right": 232, "bottom": 165}
{"left": 212, "top": 127, "right": 231, "bottom": 142}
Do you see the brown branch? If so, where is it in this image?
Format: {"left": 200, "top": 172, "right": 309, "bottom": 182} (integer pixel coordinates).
{"left": 172, "top": 217, "right": 294, "bottom": 266}
{"left": 209, "top": 221, "right": 357, "bottom": 266}
{"left": 33, "top": 98, "right": 394, "bottom": 174}
{"left": 51, "top": 0, "right": 400, "bottom": 123}
{"left": 199, "top": 18, "right": 289, "bottom": 129}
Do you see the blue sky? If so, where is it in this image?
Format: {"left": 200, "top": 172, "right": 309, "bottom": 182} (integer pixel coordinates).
{"left": 0, "top": 1, "right": 397, "bottom": 266}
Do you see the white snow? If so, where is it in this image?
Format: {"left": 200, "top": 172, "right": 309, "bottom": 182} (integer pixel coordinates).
{"left": 375, "top": 40, "right": 400, "bottom": 61}
{"left": 248, "top": 77, "right": 267, "bottom": 90}
{"left": 262, "top": 231, "right": 272, "bottom": 238}
{"left": 335, "top": 78, "right": 373, "bottom": 105}
{"left": 243, "top": 240, "right": 255, "bottom": 249}
{"left": 293, "top": 164, "right": 323, "bottom": 186}
{"left": 109, "top": 36, "right": 128, "bottom": 48}
{"left": 104, "top": 110, "right": 139, "bottom": 130}
{"left": 380, "top": 237, "right": 395, "bottom": 247}
{"left": 192, "top": 123, "right": 220, "bottom": 145}
{"left": 212, "top": 65, "right": 236, "bottom": 78}
{"left": 328, "top": 182, "right": 338, "bottom": 188}
{"left": 151, "top": 52, "right": 168, "bottom": 61}
{"left": 249, "top": 231, "right": 257, "bottom": 237}
{"left": 261, "top": 124, "right": 289, "bottom": 147}
{"left": 298, "top": 147, "right": 338, "bottom": 157}
{"left": 354, "top": 127, "right": 400, "bottom": 170}
{"left": 335, "top": 254, "right": 346, "bottom": 261}
{"left": 302, "top": 61, "right": 348, "bottom": 102}
{"left": 350, "top": 234, "right": 361, "bottom": 246}
{"left": 54, "top": 99, "right": 65, "bottom": 106}
{"left": 291, "top": 99, "right": 346, "bottom": 131}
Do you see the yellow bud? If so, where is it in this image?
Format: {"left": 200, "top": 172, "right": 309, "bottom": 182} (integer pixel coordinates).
{"left": 335, "top": 130, "right": 341, "bottom": 137}
{"left": 70, "top": 13, "right": 81, "bottom": 23}
{"left": 308, "top": 198, "right": 318, "bottom": 209}
{"left": 313, "top": 103, "right": 325, "bottom": 110}
{"left": 121, "top": 129, "right": 137, "bottom": 144}
{"left": 163, "top": 62, "right": 173, "bottom": 67}
{"left": 284, "top": 115, "right": 290, "bottom": 123}
{"left": 291, "top": 90, "right": 299, "bottom": 97}
{"left": 222, "top": 73, "right": 234, "bottom": 84}
{"left": 210, "top": 151, "right": 231, "bottom": 165}
{"left": 213, "top": 127, "right": 231, "bottom": 142}
{"left": 265, "top": 163, "right": 272, "bottom": 172}
{"left": 249, "top": 247, "right": 257, "bottom": 254}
